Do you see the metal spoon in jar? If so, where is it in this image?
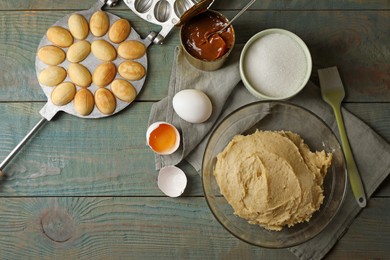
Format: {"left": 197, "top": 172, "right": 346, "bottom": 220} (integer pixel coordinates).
{"left": 203, "top": 0, "right": 257, "bottom": 43}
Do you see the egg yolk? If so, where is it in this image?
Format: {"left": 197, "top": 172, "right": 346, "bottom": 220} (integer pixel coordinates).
{"left": 149, "top": 124, "right": 177, "bottom": 153}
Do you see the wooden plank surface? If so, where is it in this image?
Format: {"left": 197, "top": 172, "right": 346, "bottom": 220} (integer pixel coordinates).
{"left": 0, "top": 102, "right": 203, "bottom": 196}
{"left": 0, "top": 10, "right": 389, "bottom": 102}
{"left": 0, "top": 102, "right": 388, "bottom": 197}
{"left": 0, "top": 0, "right": 389, "bottom": 259}
{"left": 0, "top": 0, "right": 388, "bottom": 10}
{"left": 0, "top": 197, "right": 388, "bottom": 259}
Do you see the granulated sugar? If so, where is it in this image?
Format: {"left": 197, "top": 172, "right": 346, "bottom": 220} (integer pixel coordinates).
{"left": 243, "top": 33, "right": 307, "bottom": 98}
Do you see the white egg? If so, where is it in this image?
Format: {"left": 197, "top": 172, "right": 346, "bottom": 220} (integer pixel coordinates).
{"left": 158, "top": 166, "right": 187, "bottom": 197}
{"left": 172, "top": 89, "right": 212, "bottom": 124}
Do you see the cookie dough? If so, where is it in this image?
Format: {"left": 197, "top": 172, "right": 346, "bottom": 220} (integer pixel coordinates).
{"left": 214, "top": 130, "right": 332, "bottom": 231}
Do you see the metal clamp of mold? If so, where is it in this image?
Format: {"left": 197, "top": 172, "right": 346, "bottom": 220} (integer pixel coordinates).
{"left": 100, "top": 0, "right": 120, "bottom": 7}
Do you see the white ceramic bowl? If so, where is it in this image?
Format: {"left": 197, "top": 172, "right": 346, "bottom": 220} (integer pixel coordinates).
{"left": 239, "top": 28, "right": 312, "bottom": 100}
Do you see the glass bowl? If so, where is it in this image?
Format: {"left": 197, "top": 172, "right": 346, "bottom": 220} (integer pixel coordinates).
{"left": 202, "top": 101, "right": 347, "bottom": 248}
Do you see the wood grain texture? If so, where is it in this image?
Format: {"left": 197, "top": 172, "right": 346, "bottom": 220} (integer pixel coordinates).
{"left": 0, "top": 0, "right": 388, "bottom": 10}
{"left": 344, "top": 103, "right": 390, "bottom": 146}
{"left": 0, "top": 102, "right": 202, "bottom": 196}
{"left": 0, "top": 1, "right": 389, "bottom": 259}
{"left": 0, "top": 197, "right": 388, "bottom": 259}
{"left": 0, "top": 10, "right": 389, "bottom": 102}
{"left": 326, "top": 198, "right": 390, "bottom": 259}
{"left": 0, "top": 102, "right": 388, "bottom": 197}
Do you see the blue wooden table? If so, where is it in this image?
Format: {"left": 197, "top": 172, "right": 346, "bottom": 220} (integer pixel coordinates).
{"left": 0, "top": 0, "right": 389, "bottom": 258}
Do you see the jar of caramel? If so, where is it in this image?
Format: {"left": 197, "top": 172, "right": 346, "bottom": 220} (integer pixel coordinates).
{"left": 180, "top": 10, "right": 235, "bottom": 71}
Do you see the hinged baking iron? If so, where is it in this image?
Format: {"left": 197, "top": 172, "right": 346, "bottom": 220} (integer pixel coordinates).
{"left": 0, "top": 0, "right": 215, "bottom": 173}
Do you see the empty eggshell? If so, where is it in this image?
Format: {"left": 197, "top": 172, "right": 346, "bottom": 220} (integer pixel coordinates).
{"left": 68, "top": 13, "right": 89, "bottom": 40}
{"left": 37, "top": 45, "right": 66, "bottom": 65}
{"left": 74, "top": 88, "right": 94, "bottom": 116}
{"left": 90, "top": 11, "right": 109, "bottom": 37}
{"left": 108, "top": 19, "right": 131, "bottom": 44}
{"left": 51, "top": 82, "right": 76, "bottom": 106}
{"left": 93, "top": 62, "right": 116, "bottom": 87}
{"left": 38, "top": 66, "right": 67, "bottom": 87}
{"left": 172, "top": 89, "right": 212, "bottom": 123}
{"left": 158, "top": 166, "right": 187, "bottom": 197}
{"left": 68, "top": 63, "right": 92, "bottom": 88}
{"left": 46, "top": 26, "right": 73, "bottom": 48}
{"left": 146, "top": 121, "right": 180, "bottom": 155}
{"left": 91, "top": 39, "right": 117, "bottom": 61}
{"left": 67, "top": 40, "right": 91, "bottom": 63}
{"left": 110, "top": 79, "right": 137, "bottom": 102}
{"left": 118, "top": 61, "right": 145, "bottom": 81}
{"left": 94, "top": 88, "right": 116, "bottom": 115}
{"left": 117, "top": 40, "right": 146, "bottom": 60}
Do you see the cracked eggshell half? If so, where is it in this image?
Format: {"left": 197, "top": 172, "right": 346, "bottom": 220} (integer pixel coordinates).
{"left": 173, "top": 89, "right": 212, "bottom": 123}
{"left": 146, "top": 121, "right": 180, "bottom": 155}
{"left": 158, "top": 166, "right": 187, "bottom": 197}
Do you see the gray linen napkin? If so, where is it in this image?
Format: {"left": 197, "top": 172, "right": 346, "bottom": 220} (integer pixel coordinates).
{"left": 148, "top": 46, "right": 390, "bottom": 259}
